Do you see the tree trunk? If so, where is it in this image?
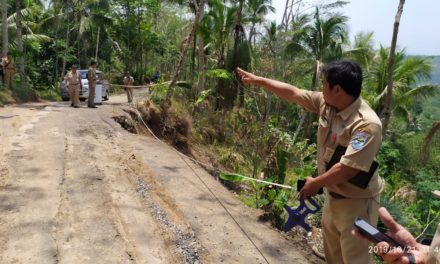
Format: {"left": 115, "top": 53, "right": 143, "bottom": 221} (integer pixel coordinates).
{"left": 165, "top": 0, "right": 204, "bottom": 103}
{"left": 196, "top": 0, "right": 206, "bottom": 93}
{"left": 234, "top": 0, "right": 245, "bottom": 108}
{"left": 191, "top": 30, "right": 197, "bottom": 83}
{"left": 95, "top": 27, "right": 100, "bottom": 62}
{"left": 2, "top": 0, "right": 8, "bottom": 54}
{"left": 420, "top": 121, "right": 440, "bottom": 162}
{"left": 281, "top": 0, "right": 290, "bottom": 32}
{"left": 381, "top": 0, "right": 405, "bottom": 135}
{"left": 248, "top": 22, "right": 255, "bottom": 46}
{"left": 61, "top": 5, "right": 71, "bottom": 78}
{"left": 136, "top": 4, "right": 142, "bottom": 77}
{"left": 263, "top": 46, "right": 279, "bottom": 124}
{"left": 197, "top": 37, "right": 206, "bottom": 92}
{"left": 126, "top": 0, "right": 131, "bottom": 70}
{"left": 263, "top": 93, "right": 272, "bottom": 124}
{"left": 16, "top": 0, "right": 25, "bottom": 86}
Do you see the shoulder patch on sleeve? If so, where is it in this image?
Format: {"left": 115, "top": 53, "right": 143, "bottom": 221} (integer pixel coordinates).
{"left": 352, "top": 128, "right": 371, "bottom": 150}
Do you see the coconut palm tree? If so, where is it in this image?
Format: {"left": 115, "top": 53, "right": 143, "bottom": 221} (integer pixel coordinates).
{"left": 420, "top": 120, "right": 440, "bottom": 162}
{"left": 45, "top": 0, "right": 111, "bottom": 72}
{"left": 166, "top": 0, "right": 205, "bottom": 102}
{"left": 363, "top": 47, "right": 439, "bottom": 129}
{"left": 2, "top": 0, "right": 50, "bottom": 88}
{"left": 286, "top": 8, "right": 347, "bottom": 89}
{"left": 285, "top": 8, "right": 348, "bottom": 137}
{"left": 261, "top": 21, "right": 277, "bottom": 123}
{"left": 246, "top": 0, "right": 275, "bottom": 47}
{"left": 199, "top": 0, "right": 237, "bottom": 68}
{"left": 382, "top": 0, "right": 406, "bottom": 135}
{"left": 346, "top": 31, "right": 375, "bottom": 72}
{"left": 3, "top": 2, "right": 50, "bottom": 48}
{"left": 262, "top": 21, "right": 277, "bottom": 55}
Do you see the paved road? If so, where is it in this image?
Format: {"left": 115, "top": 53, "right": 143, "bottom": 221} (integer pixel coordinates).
{"left": 0, "top": 90, "right": 316, "bottom": 263}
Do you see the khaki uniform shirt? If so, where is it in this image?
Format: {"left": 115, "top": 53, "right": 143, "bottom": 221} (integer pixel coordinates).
{"left": 64, "top": 71, "right": 81, "bottom": 87}
{"left": 3, "top": 56, "right": 15, "bottom": 71}
{"left": 88, "top": 67, "right": 96, "bottom": 86}
{"left": 123, "top": 76, "right": 134, "bottom": 86}
{"left": 428, "top": 223, "right": 440, "bottom": 264}
{"left": 296, "top": 90, "right": 384, "bottom": 198}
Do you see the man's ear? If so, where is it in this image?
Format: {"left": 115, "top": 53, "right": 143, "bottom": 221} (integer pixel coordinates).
{"left": 334, "top": 84, "right": 343, "bottom": 94}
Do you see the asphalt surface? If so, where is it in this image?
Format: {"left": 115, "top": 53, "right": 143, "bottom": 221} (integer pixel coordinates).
{"left": 0, "top": 90, "right": 315, "bottom": 263}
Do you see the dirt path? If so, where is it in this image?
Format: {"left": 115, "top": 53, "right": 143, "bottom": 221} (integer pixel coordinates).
{"left": 0, "top": 91, "right": 319, "bottom": 263}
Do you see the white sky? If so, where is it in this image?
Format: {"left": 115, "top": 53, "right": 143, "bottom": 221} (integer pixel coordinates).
{"left": 267, "top": 0, "right": 440, "bottom": 55}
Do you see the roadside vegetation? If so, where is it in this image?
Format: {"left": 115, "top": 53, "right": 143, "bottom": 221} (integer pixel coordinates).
{"left": 1, "top": 0, "right": 439, "bottom": 251}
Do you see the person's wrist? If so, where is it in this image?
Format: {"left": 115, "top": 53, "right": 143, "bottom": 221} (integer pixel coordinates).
{"left": 255, "top": 76, "right": 265, "bottom": 86}
{"left": 313, "top": 176, "right": 323, "bottom": 189}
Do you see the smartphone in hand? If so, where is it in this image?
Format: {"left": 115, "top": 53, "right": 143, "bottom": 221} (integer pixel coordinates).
{"left": 297, "top": 179, "right": 323, "bottom": 194}
{"left": 354, "top": 217, "right": 405, "bottom": 249}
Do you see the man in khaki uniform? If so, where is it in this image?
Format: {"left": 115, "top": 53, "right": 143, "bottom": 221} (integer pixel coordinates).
{"left": 0, "top": 53, "right": 4, "bottom": 83}
{"left": 87, "top": 61, "right": 97, "bottom": 108}
{"left": 64, "top": 64, "right": 82, "bottom": 108}
{"left": 236, "top": 60, "right": 383, "bottom": 263}
{"left": 123, "top": 72, "right": 134, "bottom": 103}
{"left": 2, "top": 52, "right": 16, "bottom": 89}
{"left": 354, "top": 190, "right": 440, "bottom": 264}
{"left": 429, "top": 223, "right": 440, "bottom": 264}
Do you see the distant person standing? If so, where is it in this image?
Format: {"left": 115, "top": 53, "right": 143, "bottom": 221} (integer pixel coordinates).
{"left": 0, "top": 53, "right": 4, "bottom": 84}
{"left": 151, "top": 71, "right": 160, "bottom": 83}
{"left": 123, "top": 71, "right": 134, "bottom": 103}
{"left": 2, "top": 52, "right": 16, "bottom": 89}
{"left": 101, "top": 74, "right": 110, "bottom": 101}
{"left": 64, "top": 64, "right": 82, "bottom": 108}
{"left": 87, "top": 61, "right": 98, "bottom": 108}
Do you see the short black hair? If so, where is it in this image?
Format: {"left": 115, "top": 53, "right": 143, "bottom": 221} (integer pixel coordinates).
{"left": 321, "top": 60, "right": 363, "bottom": 98}
{"left": 90, "top": 60, "right": 97, "bottom": 66}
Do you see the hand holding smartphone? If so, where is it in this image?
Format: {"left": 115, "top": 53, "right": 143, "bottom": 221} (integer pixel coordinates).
{"left": 354, "top": 217, "right": 405, "bottom": 249}
{"left": 297, "top": 179, "right": 323, "bottom": 194}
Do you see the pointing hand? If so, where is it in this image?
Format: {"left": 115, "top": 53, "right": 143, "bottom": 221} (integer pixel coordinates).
{"left": 235, "top": 67, "right": 262, "bottom": 85}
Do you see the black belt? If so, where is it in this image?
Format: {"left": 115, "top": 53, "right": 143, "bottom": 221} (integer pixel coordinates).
{"left": 329, "top": 192, "right": 347, "bottom": 199}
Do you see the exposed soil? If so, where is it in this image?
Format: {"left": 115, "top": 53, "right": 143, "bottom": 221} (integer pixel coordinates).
{"left": 0, "top": 90, "right": 322, "bottom": 263}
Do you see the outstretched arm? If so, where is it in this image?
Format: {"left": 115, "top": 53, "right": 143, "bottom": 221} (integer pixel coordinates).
{"left": 235, "top": 67, "right": 304, "bottom": 104}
